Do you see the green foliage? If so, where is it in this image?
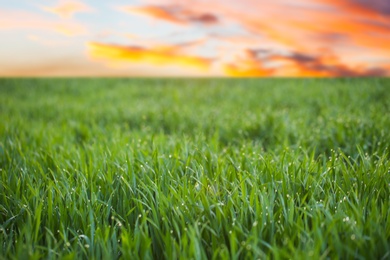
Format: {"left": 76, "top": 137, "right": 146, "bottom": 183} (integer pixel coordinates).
{"left": 0, "top": 78, "right": 389, "bottom": 259}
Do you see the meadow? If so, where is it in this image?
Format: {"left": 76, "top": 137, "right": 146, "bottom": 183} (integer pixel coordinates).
{"left": 0, "top": 78, "right": 389, "bottom": 259}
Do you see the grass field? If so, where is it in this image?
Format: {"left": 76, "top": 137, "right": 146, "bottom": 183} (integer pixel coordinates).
{"left": 0, "top": 78, "right": 389, "bottom": 259}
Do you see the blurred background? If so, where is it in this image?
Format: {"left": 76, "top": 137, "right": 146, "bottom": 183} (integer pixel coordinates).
{"left": 0, "top": 0, "right": 389, "bottom": 77}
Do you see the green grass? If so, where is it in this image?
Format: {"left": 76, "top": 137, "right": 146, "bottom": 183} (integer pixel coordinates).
{"left": 0, "top": 78, "right": 389, "bottom": 259}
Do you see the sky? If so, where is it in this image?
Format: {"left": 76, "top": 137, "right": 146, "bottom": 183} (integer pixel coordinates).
{"left": 0, "top": 0, "right": 389, "bottom": 77}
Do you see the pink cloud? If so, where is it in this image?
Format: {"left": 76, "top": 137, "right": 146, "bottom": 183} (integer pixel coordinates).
{"left": 119, "top": 5, "right": 219, "bottom": 26}
{"left": 0, "top": 9, "right": 87, "bottom": 36}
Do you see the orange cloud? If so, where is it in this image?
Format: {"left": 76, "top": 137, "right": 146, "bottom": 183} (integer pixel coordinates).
{"left": 122, "top": 5, "right": 182, "bottom": 24}
{"left": 235, "top": 7, "right": 390, "bottom": 56}
{"left": 224, "top": 64, "right": 274, "bottom": 77}
{"left": 286, "top": 21, "right": 390, "bottom": 60}
{"left": 223, "top": 49, "right": 274, "bottom": 77}
{"left": 87, "top": 42, "right": 212, "bottom": 70}
{"left": 42, "top": 1, "right": 93, "bottom": 18}
{"left": 120, "top": 5, "right": 218, "bottom": 25}
{"left": 269, "top": 0, "right": 390, "bottom": 55}
{"left": 319, "top": 0, "right": 390, "bottom": 19}
{"left": 224, "top": 48, "right": 389, "bottom": 77}
{"left": 266, "top": 49, "right": 387, "bottom": 77}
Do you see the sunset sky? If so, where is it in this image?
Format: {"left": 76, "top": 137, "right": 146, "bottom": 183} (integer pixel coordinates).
{"left": 0, "top": 0, "right": 389, "bottom": 77}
